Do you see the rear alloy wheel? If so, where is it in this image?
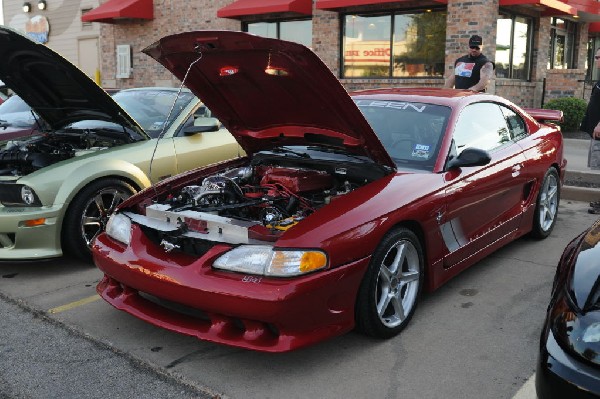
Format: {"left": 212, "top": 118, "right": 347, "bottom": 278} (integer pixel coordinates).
{"left": 356, "top": 228, "right": 424, "bottom": 338}
{"left": 63, "top": 179, "right": 136, "bottom": 261}
{"left": 531, "top": 168, "right": 560, "bottom": 239}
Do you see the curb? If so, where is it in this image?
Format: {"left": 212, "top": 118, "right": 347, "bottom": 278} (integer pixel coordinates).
{"left": 562, "top": 169, "right": 600, "bottom": 202}
{"left": 562, "top": 185, "right": 600, "bottom": 202}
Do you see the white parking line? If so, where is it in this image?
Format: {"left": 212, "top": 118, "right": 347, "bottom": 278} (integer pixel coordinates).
{"left": 512, "top": 374, "right": 536, "bottom": 399}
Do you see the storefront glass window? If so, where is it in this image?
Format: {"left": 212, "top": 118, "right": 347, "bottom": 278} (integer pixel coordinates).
{"left": 246, "top": 20, "right": 312, "bottom": 48}
{"left": 549, "top": 18, "right": 576, "bottom": 69}
{"left": 342, "top": 10, "right": 446, "bottom": 78}
{"left": 495, "top": 13, "right": 532, "bottom": 80}
{"left": 247, "top": 22, "right": 277, "bottom": 38}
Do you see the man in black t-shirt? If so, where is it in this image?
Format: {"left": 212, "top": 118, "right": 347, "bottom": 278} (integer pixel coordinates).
{"left": 444, "top": 35, "right": 495, "bottom": 92}
{"left": 580, "top": 47, "right": 600, "bottom": 214}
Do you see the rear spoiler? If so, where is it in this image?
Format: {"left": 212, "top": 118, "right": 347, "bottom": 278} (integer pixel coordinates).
{"left": 523, "top": 108, "right": 564, "bottom": 123}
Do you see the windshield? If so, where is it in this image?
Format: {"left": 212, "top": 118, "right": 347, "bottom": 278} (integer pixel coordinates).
{"left": 355, "top": 99, "right": 451, "bottom": 171}
{"left": 112, "top": 89, "right": 196, "bottom": 138}
{"left": 0, "top": 95, "right": 38, "bottom": 127}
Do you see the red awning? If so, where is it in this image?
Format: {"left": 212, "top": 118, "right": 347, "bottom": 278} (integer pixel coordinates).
{"left": 590, "top": 22, "right": 600, "bottom": 32}
{"left": 217, "top": 0, "right": 312, "bottom": 19}
{"left": 498, "top": 0, "right": 577, "bottom": 16}
{"left": 316, "top": 0, "right": 423, "bottom": 9}
{"left": 563, "top": 0, "right": 600, "bottom": 14}
{"left": 562, "top": 0, "right": 600, "bottom": 21}
{"left": 81, "top": 0, "right": 154, "bottom": 24}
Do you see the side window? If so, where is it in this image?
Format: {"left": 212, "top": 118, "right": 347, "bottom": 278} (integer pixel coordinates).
{"left": 500, "top": 105, "right": 527, "bottom": 139}
{"left": 452, "top": 103, "right": 511, "bottom": 153}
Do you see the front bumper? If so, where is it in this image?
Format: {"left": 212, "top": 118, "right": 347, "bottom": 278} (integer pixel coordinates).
{"left": 93, "top": 225, "right": 370, "bottom": 352}
{"left": 0, "top": 205, "right": 62, "bottom": 259}
{"left": 536, "top": 327, "right": 600, "bottom": 399}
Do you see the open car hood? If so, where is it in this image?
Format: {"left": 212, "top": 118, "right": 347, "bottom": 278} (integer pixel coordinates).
{"left": 0, "top": 27, "right": 144, "bottom": 135}
{"left": 143, "top": 30, "right": 395, "bottom": 168}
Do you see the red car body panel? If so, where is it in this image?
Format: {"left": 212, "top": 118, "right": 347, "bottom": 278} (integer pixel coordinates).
{"left": 93, "top": 31, "right": 566, "bottom": 352}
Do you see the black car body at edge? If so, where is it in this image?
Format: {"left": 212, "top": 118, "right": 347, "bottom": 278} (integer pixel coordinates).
{"left": 536, "top": 218, "right": 600, "bottom": 398}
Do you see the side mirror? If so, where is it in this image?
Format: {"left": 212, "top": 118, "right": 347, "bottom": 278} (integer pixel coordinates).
{"left": 446, "top": 147, "right": 491, "bottom": 170}
{"left": 182, "top": 117, "right": 220, "bottom": 136}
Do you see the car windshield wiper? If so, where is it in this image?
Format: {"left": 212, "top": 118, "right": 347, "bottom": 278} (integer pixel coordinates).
{"left": 271, "top": 146, "right": 310, "bottom": 158}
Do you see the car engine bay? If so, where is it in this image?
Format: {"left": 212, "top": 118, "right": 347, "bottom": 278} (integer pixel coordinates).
{"left": 124, "top": 149, "right": 390, "bottom": 253}
{"left": 0, "top": 129, "right": 135, "bottom": 176}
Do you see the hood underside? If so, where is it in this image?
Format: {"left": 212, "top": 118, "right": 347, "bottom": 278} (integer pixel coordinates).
{"left": 143, "top": 30, "right": 394, "bottom": 167}
{"left": 0, "top": 27, "right": 143, "bottom": 134}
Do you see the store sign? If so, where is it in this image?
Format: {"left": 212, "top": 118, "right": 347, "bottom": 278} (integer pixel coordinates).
{"left": 25, "top": 15, "right": 50, "bottom": 44}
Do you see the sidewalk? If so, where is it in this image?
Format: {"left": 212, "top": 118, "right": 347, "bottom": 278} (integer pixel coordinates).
{"left": 562, "top": 138, "right": 600, "bottom": 202}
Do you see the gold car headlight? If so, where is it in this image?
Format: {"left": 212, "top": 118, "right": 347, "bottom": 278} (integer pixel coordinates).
{"left": 105, "top": 213, "right": 132, "bottom": 245}
{"left": 213, "top": 245, "right": 327, "bottom": 277}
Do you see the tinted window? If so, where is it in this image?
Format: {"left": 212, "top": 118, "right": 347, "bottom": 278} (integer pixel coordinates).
{"left": 355, "top": 99, "right": 451, "bottom": 171}
{"left": 453, "top": 103, "right": 511, "bottom": 153}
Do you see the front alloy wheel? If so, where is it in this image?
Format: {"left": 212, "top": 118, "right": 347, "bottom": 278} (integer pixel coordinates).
{"left": 63, "top": 179, "right": 136, "bottom": 261}
{"left": 532, "top": 168, "right": 560, "bottom": 239}
{"left": 356, "top": 228, "right": 424, "bottom": 338}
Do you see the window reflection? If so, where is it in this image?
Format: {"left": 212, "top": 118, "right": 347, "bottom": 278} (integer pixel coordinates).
{"left": 495, "top": 13, "right": 532, "bottom": 80}
{"left": 343, "top": 10, "right": 446, "bottom": 78}
{"left": 453, "top": 103, "right": 513, "bottom": 153}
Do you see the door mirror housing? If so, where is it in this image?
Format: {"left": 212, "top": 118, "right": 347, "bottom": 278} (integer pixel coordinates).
{"left": 446, "top": 147, "right": 491, "bottom": 170}
{"left": 182, "top": 117, "right": 220, "bottom": 136}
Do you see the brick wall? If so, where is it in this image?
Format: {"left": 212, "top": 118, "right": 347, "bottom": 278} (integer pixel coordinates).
{"left": 93, "top": 0, "right": 594, "bottom": 110}
{"left": 445, "top": 0, "right": 499, "bottom": 83}
{"left": 544, "top": 69, "right": 587, "bottom": 102}
{"left": 312, "top": 8, "right": 340, "bottom": 77}
{"left": 100, "top": 0, "right": 238, "bottom": 88}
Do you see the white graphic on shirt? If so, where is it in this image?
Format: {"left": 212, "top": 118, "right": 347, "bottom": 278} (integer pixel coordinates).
{"left": 455, "top": 62, "right": 475, "bottom": 77}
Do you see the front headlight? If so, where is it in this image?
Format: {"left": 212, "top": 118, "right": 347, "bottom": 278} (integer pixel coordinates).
{"left": 0, "top": 183, "right": 42, "bottom": 206}
{"left": 550, "top": 290, "right": 600, "bottom": 365}
{"left": 105, "top": 213, "right": 132, "bottom": 245}
{"left": 21, "top": 185, "right": 36, "bottom": 205}
{"left": 213, "top": 245, "right": 327, "bottom": 277}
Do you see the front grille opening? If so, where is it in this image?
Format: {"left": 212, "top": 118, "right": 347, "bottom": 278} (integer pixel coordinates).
{"left": 139, "top": 225, "right": 217, "bottom": 257}
{"left": 0, "top": 233, "right": 15, "bottom": 248}
{"left": 139, "top": 291, "right": 210, "bottom": 321}
{"left": 137, "top": 291, "right": 280, "bottom": 340}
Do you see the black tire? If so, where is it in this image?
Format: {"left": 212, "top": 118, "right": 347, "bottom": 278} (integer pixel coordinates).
{"left": 62, "top": 178, "right": 136, "bottom": 262}
{"left": 531, "top": 168, "right": 560, "bottom": 239}
{"left": 355, "top": 227, "right": 424, "bottom": 338}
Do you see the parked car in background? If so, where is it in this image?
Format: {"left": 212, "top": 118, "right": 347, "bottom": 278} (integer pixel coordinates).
{"left": 536, "top": 218, "right": 600, "bottom": 398}
{"left": 0, "top": 26, "right": 242, "bottom": 261}
{"left": 0, "top": 95, "right": 46, "bottom": 141}
{"left": 93, "top": 31, "right": 566, "bottom": 352}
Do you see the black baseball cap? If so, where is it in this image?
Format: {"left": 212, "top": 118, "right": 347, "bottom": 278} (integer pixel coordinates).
{"left": 469, "top": 35, "right": 482, "bottom": 47}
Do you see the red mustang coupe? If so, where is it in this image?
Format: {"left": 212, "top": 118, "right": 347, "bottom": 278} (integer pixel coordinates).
{"left": 92, "top": 31, "right": 566, "bottom": 352}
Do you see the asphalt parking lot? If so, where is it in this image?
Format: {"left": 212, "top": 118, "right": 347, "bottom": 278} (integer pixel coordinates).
{"left": 0, "top": 199, "right": 597, "bottom": 399}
